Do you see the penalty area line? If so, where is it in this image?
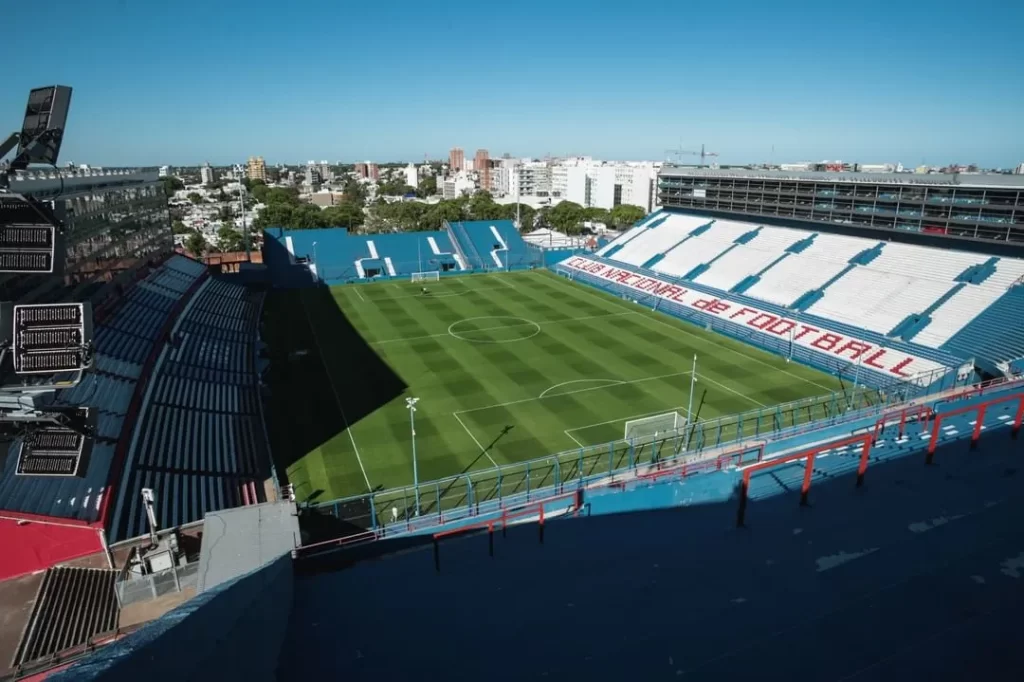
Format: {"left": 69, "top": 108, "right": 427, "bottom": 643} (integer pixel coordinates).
{"left": 453, "top": 412, "right": 500, "bottom": 468}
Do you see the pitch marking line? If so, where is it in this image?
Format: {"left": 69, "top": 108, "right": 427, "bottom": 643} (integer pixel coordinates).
{"left": 557, "top": 279, "right": 836, "bottom": 392}
{"left": 369, "top": 310, "right": 634, "bottom": 346}
{"left": 566, "top": 405, "right": 691, "bottom": 434}
{"left": 452, "top": 412, "right": 500, "bottom": 468}
{"left": 299, "top": 291, "right": 372, "bottom": 492}
{"left": 564, "top": 430, "right": 584, "bottom": 447}
{"left": 539, "top": 378, "right": 625, "bottom": 398}
{"left": 491, "top": 274, "right": 518, "bottom": 290}
{"left": 695, "top": 371, "right": 769, "bottom": 408}
{"left": 351, "top": 287, "right": 366, "bottom": 302}
{"left": 456, "top": 369, "right": 694, "bottom": 415}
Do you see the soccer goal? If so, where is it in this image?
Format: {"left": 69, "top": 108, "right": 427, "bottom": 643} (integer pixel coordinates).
{"left": 411, "top": 271, "right": 440, "bottom": 283}
{"left": 624, "top": 411, "right": 687, "bottom": 445}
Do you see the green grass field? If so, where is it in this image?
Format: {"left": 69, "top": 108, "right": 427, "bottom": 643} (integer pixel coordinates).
{"left": 264, "top": 270, "right": 843, "bottom": 505}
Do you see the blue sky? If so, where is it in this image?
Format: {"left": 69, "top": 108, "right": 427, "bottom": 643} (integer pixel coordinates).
{"left": 5, "top": 0, "right": 1023, "bottom": 168}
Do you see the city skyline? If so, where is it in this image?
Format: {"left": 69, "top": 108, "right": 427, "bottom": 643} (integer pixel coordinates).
{"left": 4, "top": 0, "right": 1023, "bottom": 168}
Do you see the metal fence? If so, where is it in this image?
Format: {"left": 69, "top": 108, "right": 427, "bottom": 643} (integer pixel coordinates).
{"left": 114, "top": 560, "right": 199, "bottom": 608}
{"left": 311, "top": 362, "right": 972, "bottom": 533}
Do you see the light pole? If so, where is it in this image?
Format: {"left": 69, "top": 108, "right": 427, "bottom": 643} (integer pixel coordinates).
{"left": 686, "top": 354, "right": 698, "bottom": 450}
{"left": 406, "top": 397, "right": 420, "bottom": 515}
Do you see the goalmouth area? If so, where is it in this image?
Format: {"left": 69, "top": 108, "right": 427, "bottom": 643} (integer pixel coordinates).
{"left": 264, "top": 269, "right": 853, "bottom": 524}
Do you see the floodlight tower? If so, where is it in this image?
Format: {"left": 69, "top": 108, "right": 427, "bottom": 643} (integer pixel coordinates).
{"left": 406, "top": 397, "right": 421, "bottom": 515}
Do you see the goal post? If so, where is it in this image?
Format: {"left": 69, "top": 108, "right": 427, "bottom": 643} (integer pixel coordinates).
{"left": 411, "top": 271, "right": 440, "bottom": 283}
{"left": 624, "top": 411, "right": 687, "bottom": 445}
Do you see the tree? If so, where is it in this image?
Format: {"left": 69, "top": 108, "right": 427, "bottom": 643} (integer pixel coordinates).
{"left": 416, "top": 176, "right": 437, "bottom": 198}
{"left": 187, "top": 192, "right": 203, "bottom": 205}
{"left": 162, "top": 177, "right": 184, "bottom": 196}
{"left": 217, "top": 226, "right": 245, "bottom": 252}
{"left": 321, "top": 203, "right": 364, "bottom": 229}
{"left": 547, "top": 201, "right": 586, "bottom": 234}
{"left": 185, "top": 231, "right": 206, "bottom": 257}
{"left": 171, "top": 220, "right": 189, "bottom": 234}
{"left": 608, "top": 204, "right": 646, "bottom": 228}
{"left": 583, "top": 207, "right": 609, "bottom": 225}
{"left": 468, "top": 191, "right": 503, "bottom": 221}
{"left": 342, "top": 178, "right": 368, "bottom": 207}
{"left": 499, "top": 203, "right": 536, "bottom": 230}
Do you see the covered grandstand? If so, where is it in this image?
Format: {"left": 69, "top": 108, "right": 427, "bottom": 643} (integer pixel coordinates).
{"left": 0, "top": 167, "right": 274, "bottom": 677}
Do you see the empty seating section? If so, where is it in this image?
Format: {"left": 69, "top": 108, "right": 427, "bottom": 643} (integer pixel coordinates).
{"left": 111, "top": 276, "right": 267, "bottom": 542}
{"left": 744, "top": 233, "right": 867, "bottom": 306}
{"left": 939, "top": 285, "right": 1024, "bottom": 373}
{"left": 805, "top": 268, "right": 954, "bottom": 335}
{"left": 651, "top": 220, "right": 752, "bottom": 279}
{"left": 693, "top": 226, "right": 805, "bottom": 291}
{"left": 609, "top": 214, "right": 708, "bottom": 267}
{"left": 449, "top": 220, "right": 532, "bottom": 270}
{"left": 916, "top": 259, "right": 1024, "bottom": 349}
{"left": 592, "top": 210, "right": 1024, "bottom": 373}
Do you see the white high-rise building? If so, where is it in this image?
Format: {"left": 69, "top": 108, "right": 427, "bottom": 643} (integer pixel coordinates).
{"left": 405, "top": 163, "right": 418, "bottom": 188}
{"left": 200, "top": 162, "right": 215, "bottom": 185}
{"left": 1015, "top": 162, "right": 1024, "bottom": 175}
{"left": 158, "top": 165, "right": 173, "bottom": 178}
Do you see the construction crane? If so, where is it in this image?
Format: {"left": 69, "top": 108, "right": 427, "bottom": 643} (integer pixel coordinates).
{"left": 664, "top": 143, "right": 719, "bottom": 166}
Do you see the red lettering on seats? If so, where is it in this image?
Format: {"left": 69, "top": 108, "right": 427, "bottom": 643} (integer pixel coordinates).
{"left": 749, "top": 313, "right": 778, "bottom": 330}
{"left": 835, "top": 340, "right": 871, "bottom": 360}
{"left": 729, "top": 307, "right": 758, "bottom": 321}
{"left": 793, "top": 324, "right": 819, "bottom": 341}
{"left": 811, "top": 333, "right": 843, "bottom": 352}
{"left": 669, "top": 288, "right": 688, "bottom": 302}
{"left": 694, "top": 298, "right": 729, "bottom": 316}
{"left": 889, "top": 357, "right": 913, "bottom": 377}
{"left": 864, "top": 349, "right": 888, "bottom": 370}
{"left": 766, "top": 319, "right": 796, "bottom": 336}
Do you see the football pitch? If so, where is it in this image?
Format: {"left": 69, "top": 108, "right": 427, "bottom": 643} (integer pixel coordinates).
{"left": 264, "top": 270, "right": 843, "bottom": 504}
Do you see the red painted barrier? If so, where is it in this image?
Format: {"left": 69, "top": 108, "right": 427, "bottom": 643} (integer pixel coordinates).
{"left": 0, "top": 517, "right": 102, "bottom": 581}
{"left": 736, "top": 433, "right": 873, "bottom": 527}
{"left": 925, "top": 392, "right": 1024, "bottom": 465}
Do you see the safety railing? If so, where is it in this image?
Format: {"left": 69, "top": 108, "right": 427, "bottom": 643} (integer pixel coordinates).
{"left": 430, "top": 491, "right": 583, "bottom": 573}
{"left": 311, "top": 368, "right": 984, "bottom": 533}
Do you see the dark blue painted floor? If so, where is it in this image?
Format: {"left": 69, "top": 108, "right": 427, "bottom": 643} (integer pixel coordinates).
{"left": 282, "top": 427, "right": 1024, "bottom": 681}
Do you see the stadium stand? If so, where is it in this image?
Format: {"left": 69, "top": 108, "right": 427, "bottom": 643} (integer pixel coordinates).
{"left": 49, "top": 381, "right": 1024, "bottom": 682}
{"left": 593, "top": 211, "right": 1024, "bottom": 378}
{"left": 262, "top": 227, "right": 470, "bottom": 282}
{"left": 0, "top": 256, "right": 205, "bottom": 527}
{"left": 600, "top": 213, "right": 708, "bottom": 268}
{"left": 109, "top": 276, "right": 268, "bottom": 542}
{"left": 447, "top": 220, "right": 534, "bottom": 270}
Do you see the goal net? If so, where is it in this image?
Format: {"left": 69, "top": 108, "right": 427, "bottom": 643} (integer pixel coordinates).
{"left": 411, "top": 271, "right": 440, "bottom": 283}
{"left": 624, "top": 411, "right": 687, "bottom": 445}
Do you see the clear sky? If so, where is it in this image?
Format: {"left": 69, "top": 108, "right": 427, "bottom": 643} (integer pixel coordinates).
{"left": 5, "top": 0, "right": 1023, "bottom": 168}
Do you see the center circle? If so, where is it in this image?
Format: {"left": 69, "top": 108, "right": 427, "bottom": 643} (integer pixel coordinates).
{"left": 448, "top": 316, "right": 542, "bottom": 344}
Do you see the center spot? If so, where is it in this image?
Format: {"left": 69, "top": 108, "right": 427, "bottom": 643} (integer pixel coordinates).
{"left": 448, "top": 316, "right": 542, "bottom": 344}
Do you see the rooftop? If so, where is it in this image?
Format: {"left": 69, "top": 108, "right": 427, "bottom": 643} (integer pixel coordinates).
{"left": 658, "top": 166, "right": 1024, "bottom": 189}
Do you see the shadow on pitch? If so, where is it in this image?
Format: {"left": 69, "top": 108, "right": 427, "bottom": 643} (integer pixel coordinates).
{"left": 418, "top": 424, "right": 515, "bottom": 517}
{"left": 262, "top": 279, "right": 408, "bottom": 487}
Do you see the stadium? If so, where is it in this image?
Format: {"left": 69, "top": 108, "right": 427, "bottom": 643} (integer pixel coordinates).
{"left": 2, "top": 96, "right": 1024, "bottom": 680}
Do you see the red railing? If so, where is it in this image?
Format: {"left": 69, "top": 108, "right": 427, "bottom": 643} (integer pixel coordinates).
{"left": 431, "top": 491, "right": 583, "bottom": 572}
{"left": 925, "top": 391, "right": 1024, "bottom": 464}
{"left": 872, "top": 404, "right": 934, "bottom": 444}
{"left": 736, "top": 433, "right": 874, "bottom": 527}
